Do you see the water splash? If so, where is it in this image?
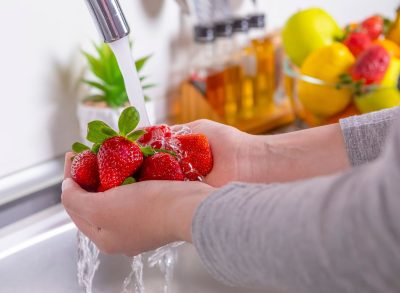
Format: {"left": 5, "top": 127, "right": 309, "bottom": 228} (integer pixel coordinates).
{"left": 122, "top": 255, "right": 145, "bottom": 293}
{"left": 148, "top": 242, "right": 185, "bottom": 293}
{"left": 77, "top": 231, "right": 100, "bottom": 293}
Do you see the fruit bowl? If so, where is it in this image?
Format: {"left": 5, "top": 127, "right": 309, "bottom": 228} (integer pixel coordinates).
{"left": 283, "top": 58, "right": 400, "bottom": 126}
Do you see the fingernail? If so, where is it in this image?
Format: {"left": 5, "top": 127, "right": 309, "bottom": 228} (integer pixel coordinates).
{"left": 62, "top": 178, "right": 72, "bottom": 192}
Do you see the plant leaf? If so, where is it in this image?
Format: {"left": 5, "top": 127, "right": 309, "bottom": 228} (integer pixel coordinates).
{"left": 87, "top": 120, "right": 117, "bottom": 144}
{"left": 82, "top": 80, "right": 108, "bottom": 92}
{"left": 122, "top": 177, "right": 136, "bottom": 185}
{"left": 118, "top": 107, "right": 140, "bottom": 136}
{"left": 135, "top": 55, "right": 152, "bottom": 72}
{"left": 128, "top": 130, "right": 146, "bottom": 142}
{"left": 140, "top": 146, "right": 156, "bottom": 157}
{"left": 72, "top": 142, "right": 90, "bottom": 154}
{"left": 142, "top": 84, "right": 157, "bottom": 90}
{"left": 83, "top": 51, "right": 106, "bottom": 81}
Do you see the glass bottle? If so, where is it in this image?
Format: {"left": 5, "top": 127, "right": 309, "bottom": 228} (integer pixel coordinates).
{"left": 206, "top": 21, "right": 240, "bottom": 123}
{"left": 248, "top": 14, "right": 275, "bottom": 111}
{"left": 232, "top": 17, "right": 257, "bottom": 119}
{"left": 189, "top": 25, "right": 216, "bottom": 94}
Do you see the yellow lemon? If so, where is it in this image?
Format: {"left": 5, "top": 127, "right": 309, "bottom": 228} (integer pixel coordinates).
{"left": 298, "top": 42, "right": 355, "bottom": 117}
{"left": 355, "top": 58, "right": 400, "bottom": 113}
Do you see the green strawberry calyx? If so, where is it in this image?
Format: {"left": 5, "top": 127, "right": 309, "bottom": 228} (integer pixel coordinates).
{"left": 336, "top": 73, "right": 369, "bottom": 96}
{"left": 72, "top": 142, "right": 91, "bottom": 154}
{"left": 85, "top": 106, "right": 145, "bottom": 148}
{"left": 74, "top": 106, "right": 176, "bottom": 157}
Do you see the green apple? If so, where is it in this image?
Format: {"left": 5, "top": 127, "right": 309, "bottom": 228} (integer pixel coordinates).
{"left": 282, "top": 8, "right": 343, "bottom": 67}
{"left": 355, "top": 58, "right": 400, "bottom": 113}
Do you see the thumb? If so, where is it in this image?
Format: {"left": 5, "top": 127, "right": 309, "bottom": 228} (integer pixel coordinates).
{"left": 61, "top": 178, "right": 82, "bottom": 193}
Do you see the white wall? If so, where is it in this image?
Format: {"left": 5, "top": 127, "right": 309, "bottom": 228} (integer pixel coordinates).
{"left": 0, "top": 0, "right": 397, "bottom": 178}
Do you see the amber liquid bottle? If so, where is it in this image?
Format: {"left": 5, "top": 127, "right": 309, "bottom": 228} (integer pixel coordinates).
{"left": 232, "top": 17, "right": 257, "bottom": 119}
{"left": 206, "top": 21, "right": 240, "bottom": 123}
{"left": 248, "top": 14, "right": 275, "bottom": 111}
{"left": 188, "top": 25, "right": 216, "bottom": 120}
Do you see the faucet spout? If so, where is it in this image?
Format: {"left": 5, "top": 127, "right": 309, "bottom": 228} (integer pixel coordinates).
{"left": 85, "top": 0, "right": 130, "bottom": 43}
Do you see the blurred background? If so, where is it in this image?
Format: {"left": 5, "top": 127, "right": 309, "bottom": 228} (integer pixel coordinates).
{"left": 0, "top": 0, "right": 397, "bottom": 179}
{"left": 0, "top": 1, "right": 399, "bottom": 292}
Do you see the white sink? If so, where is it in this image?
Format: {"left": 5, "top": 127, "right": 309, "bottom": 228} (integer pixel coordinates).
{"left": 0, "top": 206, "right": 272, "bottom": 293}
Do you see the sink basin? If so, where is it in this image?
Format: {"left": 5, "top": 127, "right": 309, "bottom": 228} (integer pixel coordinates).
{"left": 0, "top": 206, "right": 272, "bottom": 293}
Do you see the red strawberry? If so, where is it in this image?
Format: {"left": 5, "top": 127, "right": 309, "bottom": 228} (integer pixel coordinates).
{"left": 138, "top": 153, "right": 185, "bottom": 181}
{"left": 361, "top": 15, "right": 384, "bottom": 40}
{"left": 175, "top": 134, "right": 213, "bottom": 181}
{"left": 71, "top": 150, "right": 100, "bottom": 192}
{"left": 138, "top": 125, "right": 172, "bottom": 149}
{"left": 97, "top": 136, "right": 144, "bottom": 191}
{"left": 350, "top": 45, "right": 390, "bottom": 85}
{"left": 343, "top": 32, "right": 371, "bottom": 57}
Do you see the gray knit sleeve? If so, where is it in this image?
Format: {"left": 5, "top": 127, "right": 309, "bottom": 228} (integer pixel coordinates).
{"left": 340, "top": 107, "right": 399, "bottom": 166}
{"left": 192, "top": 111, "right": 400, "bottom": 293}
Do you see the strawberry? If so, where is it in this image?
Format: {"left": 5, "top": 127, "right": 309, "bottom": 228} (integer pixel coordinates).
{"left": 71, "top": 148, "right": 100, "bottom": 192}
{"left": 97, "top": 136, "right": 144, "bottom": 191}
{"left": 138, "top": 125, "right": 172, "bottom": 149}
{"left": 175, "top": 134, "right": 213, "bottom": 181}
{"left": 343, "top": 32, "right": 371, "bottom": 57}
{"left": 138, "top": 153, "right": 185, "bottom": 181}
{"left": 350, "top": 45, "right": 390, "bottom": 85}
{"left": 84, "top": 107, "right": 149, "bottom": 191}
{"left": 361, "top": 15, "right": 384, "bottom": 40}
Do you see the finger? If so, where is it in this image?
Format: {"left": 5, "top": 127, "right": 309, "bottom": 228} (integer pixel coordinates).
{"left": 61, "top": 178, "right": 100, "bottom": 221}
{"left": 64, "top": 152, "right": 74, "bottom": 179}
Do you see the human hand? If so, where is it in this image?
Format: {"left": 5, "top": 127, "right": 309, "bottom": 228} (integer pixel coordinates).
{"left": 187, "top": 120, "right": 350, "bottom": 186}
{"left": 62, "top": 154, "right": 214, "bottom": 256}
{"left": 186, "top": 120, "right": 269, "bottom": 187}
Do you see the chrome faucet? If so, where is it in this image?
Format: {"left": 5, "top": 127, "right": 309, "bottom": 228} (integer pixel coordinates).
{"left": 85, "top": 0, "right": 130, "bottom": 43}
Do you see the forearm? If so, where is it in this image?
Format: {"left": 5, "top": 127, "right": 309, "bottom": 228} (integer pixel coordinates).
{"left": 191, "top": 111, "right": 400, "bottom": 292}
{"left": 192, "top": 159, "right": 400, "bottom": 293}
{"left": 244, "top": 123, "right": 350, "bottom": 183}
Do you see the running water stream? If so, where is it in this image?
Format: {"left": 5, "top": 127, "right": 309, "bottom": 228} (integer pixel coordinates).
{"left": 109, "top": 36, "right": 151, "bottom": 127}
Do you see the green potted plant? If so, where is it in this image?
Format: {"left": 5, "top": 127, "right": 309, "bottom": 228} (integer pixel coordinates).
{"left": 78, "top": 42, "right": 155, "bottom": 139}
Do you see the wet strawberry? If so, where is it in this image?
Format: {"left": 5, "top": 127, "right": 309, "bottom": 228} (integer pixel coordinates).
{"left": 343, "top": 32, "right": 371, "bottom": 57}
{"left": 175, "top": 134, "right": 213, "bottom": 181}
{"left": 71, "top": 150, "right": 100, "bottom": 192}
{"left": 361, "top": 15, "right": 384, "bottom": 40}
{"left": 138, "top": 153, "right": 185, "bottom": 181}
{"left": 98, "top": 136, "right": 144, "bottom": 191}
{"left": 350, "top": 45, "right": 390, "bottom": 85}
{"left": 138, "top": 125, "right": 172, "bottom": 149}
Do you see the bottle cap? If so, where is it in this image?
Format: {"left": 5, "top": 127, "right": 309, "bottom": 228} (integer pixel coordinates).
{"left": 232, "top": 17, "right": 250, "bottom": 33}
{"left": 249, "top": 14, "right": 266, "bottom": 29}
{"left": 214, "top": 21, "right": 234, "bottom": 38}
{"left": 194, "top": 25, "right": 215, "bottom": 43}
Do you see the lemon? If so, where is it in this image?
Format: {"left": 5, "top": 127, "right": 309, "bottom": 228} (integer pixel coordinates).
{"left": 355, "top": 58, "right": 400, "bottom": 113}
{"left": 298, "top": 43, "right": 355, "bottom": 117}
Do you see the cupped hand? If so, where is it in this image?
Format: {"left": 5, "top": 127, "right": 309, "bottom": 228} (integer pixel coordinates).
{"left": 186, "top": 120, "right": 268, "bottom": 187}
{"left": 62, "top": 154, "right": 214, "bottom": 256}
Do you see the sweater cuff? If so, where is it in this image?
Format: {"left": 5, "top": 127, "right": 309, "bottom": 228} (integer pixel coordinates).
{"left": 339, "top": 107, "right": 399, "bottom": 166}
